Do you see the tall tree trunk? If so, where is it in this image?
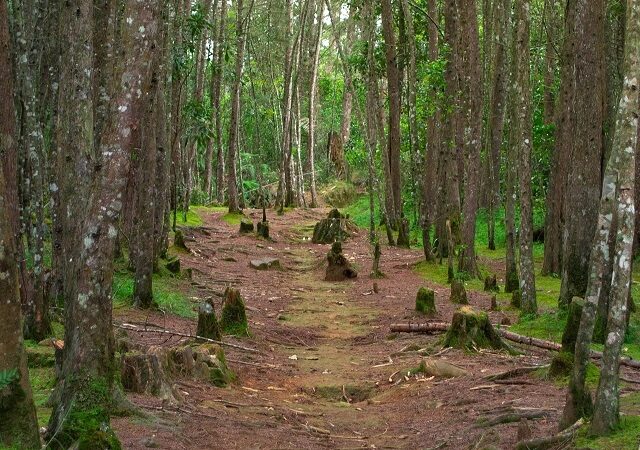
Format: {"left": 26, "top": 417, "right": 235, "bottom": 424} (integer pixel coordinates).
{"left": 457, "top": 0, "right": 483, "bottom": 277}
{"left": 204, "top": 0, "right": 220, "bottom": 201}
{"left": 307, "top": 0, "right": 323, "bottom": 208}
{"left": 214, "top": 0, "right": 227, "bottom": 204}
{"left": 562, "top": 0, "right": 639, "bottom": 431}
{"left": 422, "top": 0, "right": 441, "bottom": 261}
{"left": 0, "top": 3, "right": 41, "bottom": 445}
{"left": 543, "top": 0, "right": 559, "bottom": 124}
{"left": 558, "top": 0, "right": 605, "bottom": 309}
{"left": 47, "top": 2, "right": 159, "bottom": 446}
{"left": 380, "top": 0, "right": 402, "bottom": 227}
{"left": 513, "top": 0, "right": 537, "bottom": 315}
{"left": 339, "top": 2, "right": 356, "bottom": 153}
{"left": 227, "top": 0, "right": 252, "bottom": 213}
{"left": 542, "top": 0, "right": 576, "bottom": 276}
{"left": 486, "top": 0, "right": 510, "bottom": 251}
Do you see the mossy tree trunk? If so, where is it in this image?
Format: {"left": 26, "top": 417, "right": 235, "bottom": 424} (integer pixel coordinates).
{"left": 512, "top": 0, "right": 537, "bottom": 315}
{"left": 0, "top": 5, "right": 40, "bottom": 444}
{"left": 561, "top": 0, "right": 639, "bottom": 431}
{"left": 47, "top": 2, "right": 160, "bottom": 447}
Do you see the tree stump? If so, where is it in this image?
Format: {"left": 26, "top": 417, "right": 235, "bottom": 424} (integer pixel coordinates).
{"left": 191, "top": 344, "right": 234, "bottom": 387}
{"left": 416, "top": 288, "right": 436, "bottom": 315}
{"left": 450, "top": 280, "right": 468, "bottom": 305}
{"left": 312, "top": 209, "right": 354, "bottom": 244}
{"left": 165, "top": 258, "right": 180, "bottom": 274}
{"left": 257, "top": 221, "right": 270, "bottom": 239}
{"left": 239, "top": 219, "right": 254, "bottom": 234}
{"left": 120, "top": 347, "right": 179, "bottom": 402}
{"left": 443, "top": 306, "right": 510, "bottom": 352}
{"left": 174, "top": 229, "right": 189, "bottom": 251}
{"left": 220, "top": 287, "right": 249, "bottom": 336}
{"left": 325, "top": 241, "right": 358, "bottom": 281}
{"left": 197, "top": 300, "right": 221, "bottom": 341}
{"left": 484, "top": 274, "right": 499, "bottom": 293}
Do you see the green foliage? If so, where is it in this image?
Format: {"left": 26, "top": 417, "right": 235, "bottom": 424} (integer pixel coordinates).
{"left": 112, "top": 269, "right": 196, "bottom": 319}
{"left": 0, "top": 369, "right": 19, "bottom": 391}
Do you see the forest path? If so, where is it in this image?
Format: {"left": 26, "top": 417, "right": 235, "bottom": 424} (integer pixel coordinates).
{"left": 113, "top": 207, "right": 565, "bottom": 449}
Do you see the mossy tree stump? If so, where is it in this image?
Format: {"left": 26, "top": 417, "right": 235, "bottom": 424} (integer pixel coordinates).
{"left": 416, "top": 288, "right": 436, "bottom": 315}
{"left": 312, "top": 209, "right": 354, "bottom": 244}
{"left": 450, "top": 279, "right": 468, "bottom": 305}
{"left": 549, "top": 297, "right": 584, "bottom": 378}
{"left": 239, "top": 219, "right": 254, "bottom": 234}
{"left": 484, "top": 274, "right": 499, "bottom": 293}
{"left": 220, "top": 287, "right": 249, "bottom": 336}
{"left": 120, "top": 347, "right": 178, "bottom": 402}
{"left": 197, "top": 299, "right": 221, "bottom": 341}
{"left": 325, "top": 241, "right": 358, "bottom": 281}
{"left": 257, "top": 220, "right": 270, "bottom": 239}
{"left": 165, "top": 258, "right": 180, "bottom": 274}
{"left": 174, "top": 229, "right": 189, "bottom": 251}
{"left": 443, "top": 307, "right": 510, "bottom": 352}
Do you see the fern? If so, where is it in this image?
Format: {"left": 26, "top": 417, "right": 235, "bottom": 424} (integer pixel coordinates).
{"left": 0, "top": 368, "right": 19, "bottom": 390}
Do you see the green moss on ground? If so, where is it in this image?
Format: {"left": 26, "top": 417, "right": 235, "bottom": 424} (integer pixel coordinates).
{"left": 575, "top": 415, "right": 640, "bottom": 450}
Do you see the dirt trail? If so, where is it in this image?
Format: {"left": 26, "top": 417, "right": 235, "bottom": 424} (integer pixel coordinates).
{"left": 113, "top": 208, "right": 566, "bottom": 449}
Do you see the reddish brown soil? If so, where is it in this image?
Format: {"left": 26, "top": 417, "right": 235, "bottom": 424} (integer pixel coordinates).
{"left": 112, "top": 208, "right": 568, "bottom": 449}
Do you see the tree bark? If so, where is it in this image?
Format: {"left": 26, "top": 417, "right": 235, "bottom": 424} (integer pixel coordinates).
{"left": 512, "top": 0, "right": 537, "bottom": 315}
{"left": 558, "top": 0, "right": 606, "bottom": 309}
{"left": 227, "top": 0, "right": 252, "bottom": 213}
{"left": 590, "top": 0, "right": 639, "bottom": 433}
{"left": 457, "top": 0, "right": 483, "bottom": 277}
{"left": 380, "top": 0, "right": 402, "bottom": 226}
{"left": 47, "top": 2, "right": 160, "bottom": 446}
{"left": 561, "top": 0, "right": 639, "bottom": 431}
{"left": 0, "top": 3, "right": 41, "bottom": 446}
{"left": 307, "top": 0, "right": 323, "bottom": 208}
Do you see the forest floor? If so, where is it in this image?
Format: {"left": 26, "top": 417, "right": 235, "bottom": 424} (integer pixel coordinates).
{"left": 30, "top": 205, "right": 640, "bottom": 449}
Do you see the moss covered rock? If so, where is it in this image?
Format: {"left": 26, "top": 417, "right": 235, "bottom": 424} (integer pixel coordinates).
{"left": 220, "top": 287, "right": 249, "bottom": 336}
{"left": 450, "top": 280, "right": 468, "bottom": 305}
{"left": 416, "top": 288, "right": 436, "bottom": 315}
{"left": 193, "top": 344, "right": 235, "bottom": 387}
{"left": 443, "top": 307, "right": 510, "bottom": 352}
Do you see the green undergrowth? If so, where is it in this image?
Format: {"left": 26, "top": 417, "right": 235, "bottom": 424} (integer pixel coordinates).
{"left": 112, "top": 263, "right": 196, "bottom": 319}
{"left": 575, "top": 415, "right": 640, "bottom": 450}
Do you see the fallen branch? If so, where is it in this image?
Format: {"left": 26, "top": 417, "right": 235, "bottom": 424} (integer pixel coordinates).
{"left": 514, "top": 418, "right": 584, "bottom": 450}
{"left": 115, "top": 323, "right": 260, "bottom": 353}
{"left": 391, "top": 322, "right": 640, "bottom": 369}
{"left": 476, "top": 409, "right": 554, "bottom": 428}
{"left": 485, "top": 365, "right": 550, "bottom": 381}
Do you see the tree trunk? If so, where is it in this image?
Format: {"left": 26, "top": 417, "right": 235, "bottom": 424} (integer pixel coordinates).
{"left": 227, "top": 0, "right": 252, "bottom": 213}
{"left": 47, "top": 2, "right": 160, "bottom": 446}
{"left": 204, "top": 0, "right": 220, "bottom": 201}
{"left": 561, "top": 0, "right": 639, "bottom": 431}
{"left": 0, "top": 3, "right": 41, "bottom": 446}
{"left": 542, "top": 0, "right": 576, "bottom": 276}
{"left": 558, "top": 0, "right": 606, "bottom": 309}
{"left": 457, "top": 0, "right": 483, "bottom": 277}
{"left": 339, "top": 2, "right": 356, "bottom": 153}
{"left": 590, "top": 0, "right": 639, "bottom": 433}
{"left": 307, "top": 0, "right": 323, "bottom": 208}
{"left": 380, "top": 0, "right": 402, "bottom": 226}
{"left": 512, "top": 0, "right": 537, "bottom": 315}
{"left": 214, "top": 0, "right": 227, "bottom": 204}
{"left": 486, "top": 0, "right": 510, "bottom": 251}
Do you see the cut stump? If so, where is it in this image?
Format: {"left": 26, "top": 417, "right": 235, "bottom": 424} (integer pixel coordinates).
{"left": 484, "top": 274, "right": 499, "bottom": 293}
{"left": 442, "top": 306, "right": 510, "bottom": 352}
{"left": 416, "top": 288, "right": 436, "bottom": 315}
{"left": 450, "top": 280, "right": 468, "bottom": 305}
{"left": 325, "top": 241, "right": 358, "bottom": 281}
{"left": 312, "top": 209, "right": 355, "bottom": 244}
{"left": 257, "top": 221, "right": 270, "bottom": 239}
{"left": 197, "top": 300, "right": 221, "bottom": 341}
{"left": 220, "top": 287, "right": 249, "bottom": 336}
{"left": 239, "top": 219, "right": 254, "bottom": 234}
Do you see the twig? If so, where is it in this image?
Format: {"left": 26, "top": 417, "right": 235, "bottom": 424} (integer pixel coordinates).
{"left": 115, "top": 323, "right": 260, "bottom": 353}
